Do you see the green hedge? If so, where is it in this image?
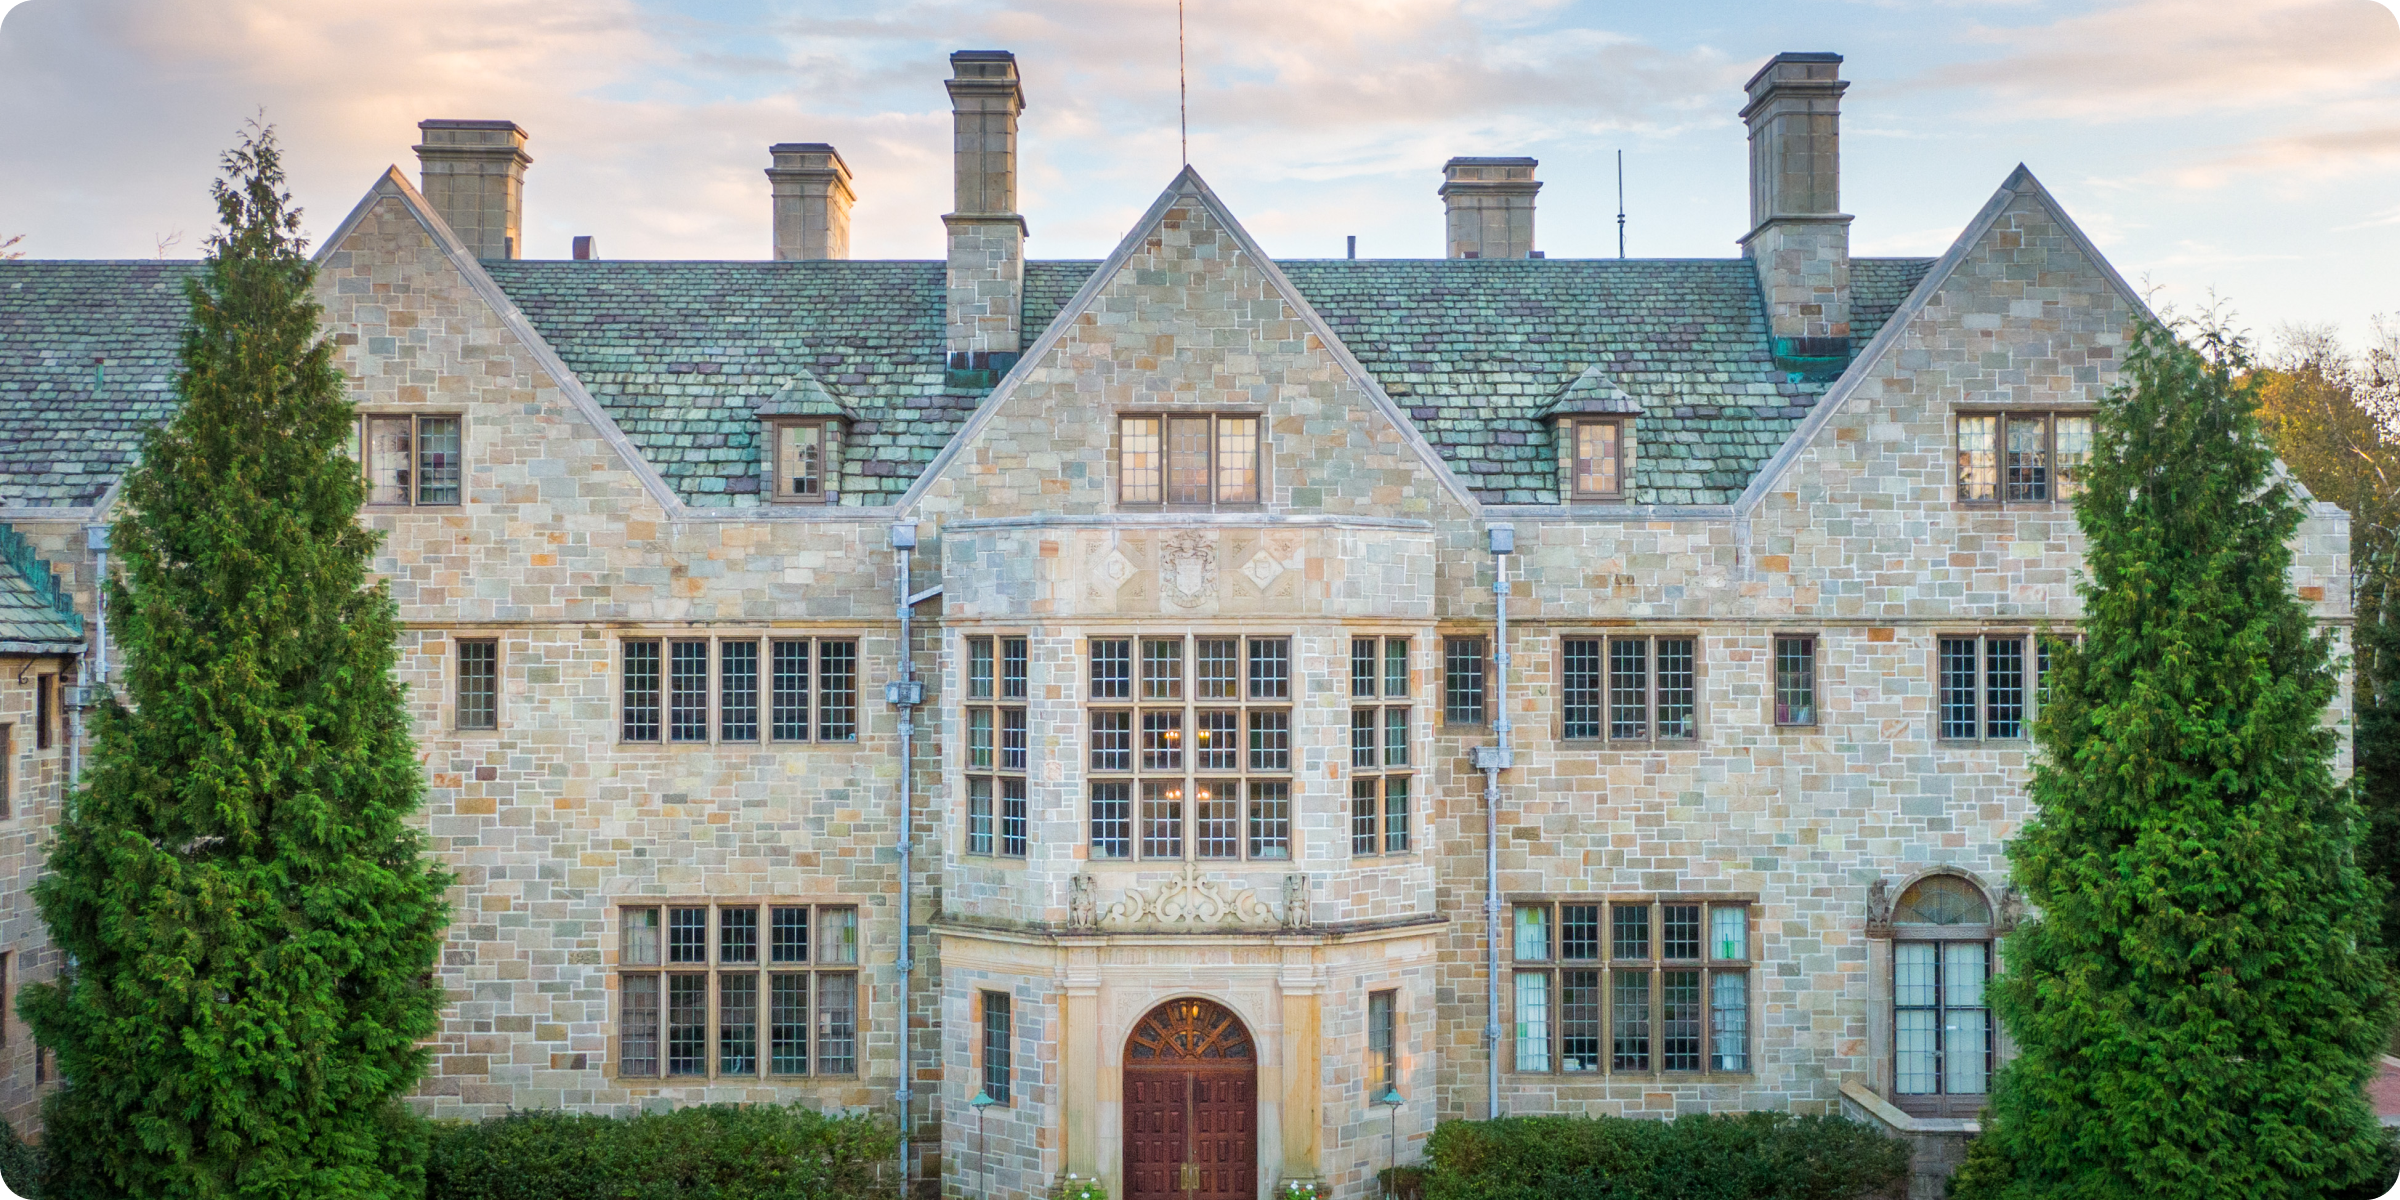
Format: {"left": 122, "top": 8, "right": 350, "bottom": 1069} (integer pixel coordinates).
{"left": 425, "top": 1104, "right": 895, "bottom": 1200}
{"left": 1424, "top": 1112, "right": 1910, "bottom": 1200}
{"left": 0, "top": 1118, "right": 42, "bottom": 1198}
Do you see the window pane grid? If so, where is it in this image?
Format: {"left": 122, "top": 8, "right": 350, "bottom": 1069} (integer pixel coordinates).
{"left": 771, "top": 641, "right": 810, "bottom": 741}
{"left": 620, "top": 904, "right": 858, "bottom": 1081}
{"left": 1773, "top": 635, "right": 1815, "bottom": 726}
{"left": 1091, "top": 635, "right": 1293, "bottom": 861}
{"left": 622, "top": 640, "right": 661, "bottom": 741}
{"left": 817, "top": 641, "right": 858, "bottom": 741}
{"left": 1608, "top": 639, "right": 1647, "bottom": 740}
{"left": 457, "top": 638, "right": 498, "bottom": 730}
{"left": 1121, "top": 414, "right": 1262, "bottom": 507}
{"left": 1445, "top": 637, "right": 1487, "bottom": 724}
{"left": 1562, "top": 639, "right": 1604, "bottom": 739}
{"left": 669, "top": 640, "right": 709, "bottom": 742}
{"left": 1515, "top": 900, "right": 1750, "bottom": 1078}
{"left": 720, "top": 640, "right": 759, "bottom": 742}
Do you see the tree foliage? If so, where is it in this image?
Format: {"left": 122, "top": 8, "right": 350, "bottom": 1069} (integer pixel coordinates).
{"left": 2253, "top": 320, "right": 2400, "bottom": 953}
{"left": 1980, "top": 321, "right": 2394, "bottom": 1198}
{"left": 18, "top": 122, "right": 451, "bottom": 1200}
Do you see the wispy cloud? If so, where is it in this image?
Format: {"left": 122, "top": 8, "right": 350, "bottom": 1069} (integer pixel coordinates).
{"left": 1910, "top": 0, "right": 2400, "bottom": 121}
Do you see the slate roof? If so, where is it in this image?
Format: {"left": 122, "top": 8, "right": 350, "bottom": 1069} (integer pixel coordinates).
{"left": 0, "top": 261, "right": 205, "bottom": 507}
{"left": 0, "top": 522, "right": 83, "bottom": 652}
{"left": 0, "top": 254, "right": 1935, "bottom": 509}
{"left": 1277, "top": 258, "right": 1934, "bottom": 504}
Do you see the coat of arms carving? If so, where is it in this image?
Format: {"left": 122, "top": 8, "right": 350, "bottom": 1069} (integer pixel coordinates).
{"left": 1159, "top": 531, "right": 1217, "bottom": 609}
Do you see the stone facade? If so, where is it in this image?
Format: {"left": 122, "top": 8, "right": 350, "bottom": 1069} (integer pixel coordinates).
{"left": 0, "top": 47, "right": 2357, "bottom": 1200}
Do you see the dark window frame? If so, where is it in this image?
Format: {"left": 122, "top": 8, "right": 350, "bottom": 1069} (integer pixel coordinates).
{"left": 616, "top": 900, "right": 861, "bottom": 1081}
{"left": 1349, "top": 635, "right": 1415, "bottom": 858}
{"left": 360, "top": 412, "right": 466, "bottom": 507}
{"left": 1772, "top": 634, "right": 1816, "bottom": 727}
{"left": 966, "top": 634, "right": 1032, "bottom": 860}
{"left": 1566, "top": 417, "right": 1628, "bottom": 501}
{"left": 1115, "top": 412, "right": 1267, "bottom": 509}
{"left": 1559, "top": 634, "right": 1700, "bottom": 745}
{"left": 456, "top": 637, "right": 500, "bottom": 731}
{"left": 34, "top": 675, "right": 53, "bottom": 751}
{"left": 980, "top": 990, "right": 1014, "bottom": 1104}
{"left": 1087, "top": 633, "right": 1293, "bottom": 863}
{"left": 1935, "top": 632, "right": 2035, "bottom": 743}
{"left": 1443, "top": 635, "right": 1489, "bottom": 726}
{"left": 1508, "top": 895, "right": 1752, "bottom": 1079}
{"left": 1954, "top": 409, "right": 2096, "bottom": 508}
{"left": 619, "top": 635, "right": 861, "bottom": 745}
{"left": 766, "top": 419, "right": 832, "bottom": 505}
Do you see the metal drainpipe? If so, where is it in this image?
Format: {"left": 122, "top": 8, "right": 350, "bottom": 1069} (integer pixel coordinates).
{"left": 88, "top": 524, "right": 108, "bottom": 692}
{"left": 1474, "top": 525, "right": 1515, "bottom": 1119}
{"left": 888, "top": 521, "right": 921, "bottom": 1200}
{"left": 66, "top": 526, "right": 109, "bottom": 790}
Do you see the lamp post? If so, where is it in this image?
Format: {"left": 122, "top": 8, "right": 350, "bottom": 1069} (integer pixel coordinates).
{"left": 971, "top": 1089, "right": 998, "bottom": 1198}
{"left": 1377, "top": 1085, "right": 1405, "bottom": 1196}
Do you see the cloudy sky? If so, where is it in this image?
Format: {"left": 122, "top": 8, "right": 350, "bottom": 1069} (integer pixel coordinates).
{"left": 2, "top": 0, "right": 2396, "bottom": 343}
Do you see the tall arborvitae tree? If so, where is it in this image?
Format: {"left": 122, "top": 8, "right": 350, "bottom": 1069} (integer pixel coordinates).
{"left": 1980, "top": 321, "right": 2395, "bottom": 1198}
{"left": 20, "top": 124, "right": 451, "bottom": 1200}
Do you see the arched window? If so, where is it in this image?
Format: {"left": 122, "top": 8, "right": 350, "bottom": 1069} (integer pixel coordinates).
{"left": 1891, "top": 874, "right": 1993, "bottom": 1118}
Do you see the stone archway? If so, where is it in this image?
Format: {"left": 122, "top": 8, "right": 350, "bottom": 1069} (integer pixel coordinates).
{"left": 1122, "top": 997, "right": 1258, "bottom": 1200}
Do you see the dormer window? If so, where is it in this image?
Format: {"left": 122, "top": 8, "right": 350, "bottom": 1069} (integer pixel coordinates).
{"left": 1569, "top": 418, "right": 1625, "bottom": 501}
{"left": 773, "top": 421, "right": 828, "bottom": 502}
{"left": 1119, "top": 414, "right": 1261, "bottom": 507}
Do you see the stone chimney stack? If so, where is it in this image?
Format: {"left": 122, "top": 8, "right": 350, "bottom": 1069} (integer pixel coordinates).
{"left": 414, "top": 120, "right": 531, "bottom": 260}
{"left": 767, "top": 143, "right": 855, "bottom": 261}
{"left": 1440, "top": 157, "right": 1540, "bottom": 260}
{"left": 943, "top": 50, "right": 1027, "bottom": 375}
{"left": 1739, "top": 53, "right": 1852, "bottom": 368}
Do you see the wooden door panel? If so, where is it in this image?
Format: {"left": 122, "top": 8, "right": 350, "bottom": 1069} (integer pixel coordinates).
{"left": 1124, "top": 1000, "right": 1258, "bottom": 1200}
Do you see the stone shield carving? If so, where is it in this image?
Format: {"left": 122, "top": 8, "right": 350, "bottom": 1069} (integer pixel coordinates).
{"left": 1160, "top": 531, "right": 1217, "bottom": 609}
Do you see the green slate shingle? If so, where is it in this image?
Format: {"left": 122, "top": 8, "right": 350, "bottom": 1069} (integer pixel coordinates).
{"left": 0, "top": 261, "right": 206, "bottom": 507}
{"left": 0, "top": 254, "right": 1934, "bottom": 509}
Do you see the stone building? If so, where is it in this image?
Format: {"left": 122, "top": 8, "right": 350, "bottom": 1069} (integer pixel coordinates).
{"left": 0, "top": 48, "right": 2353, "bottom": 1200}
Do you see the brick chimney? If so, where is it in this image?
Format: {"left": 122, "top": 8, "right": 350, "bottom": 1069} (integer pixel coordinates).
{"left": 1440, "top": 157, "right": 1540, "bottom": 260}
{"left": 1738, "top": 53, "right": 1851, "bottom": 375}
{"left": 767, "top": 143, "right": 855, "bottom": 261}
{"left": 943, "top": 50, "right": 1027, "bottom": 377}
{"left": 413, "top": 120, "right": 531, "bottom": 260}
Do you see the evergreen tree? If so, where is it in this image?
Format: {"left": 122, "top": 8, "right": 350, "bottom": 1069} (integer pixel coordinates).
{"left": 19, "top": 123, "right": 451, "bottom": 1200}
{"left": 1981, "top": 321, "right": 2394, "bottom": 1198}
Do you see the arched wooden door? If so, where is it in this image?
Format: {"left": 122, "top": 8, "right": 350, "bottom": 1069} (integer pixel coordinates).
{"left": 1123, "top": 998, "right": 1258, "bottom": 1200}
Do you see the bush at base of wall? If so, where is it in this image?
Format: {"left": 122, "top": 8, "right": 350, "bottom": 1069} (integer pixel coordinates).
{"left": 425, "top": 1104, "right": 896, "bottom": 1200}
{"left": 1423, "top": 1111, "right": 1911, "bottom": 1200}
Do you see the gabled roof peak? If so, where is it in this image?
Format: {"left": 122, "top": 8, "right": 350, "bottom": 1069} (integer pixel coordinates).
{"left": 1534, "top": 364, "right": 1640, "bottom": 421}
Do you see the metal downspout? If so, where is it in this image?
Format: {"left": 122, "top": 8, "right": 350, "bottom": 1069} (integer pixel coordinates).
{"left": 889, "top": 522, "right": 922, "bottom": 1200}
{"left": 1476, "top": 525, "right": 1515, "bottom": 1119}
{"left": 73, "top": 526, "right": 108, "bottom": 790}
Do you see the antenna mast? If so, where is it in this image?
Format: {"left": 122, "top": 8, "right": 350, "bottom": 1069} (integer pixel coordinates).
{"left": 1616, "top": 149, "right": 1626, "bottom": 259}
{"left": 1178, "top": 0, "right": 1189, "bottom": 166}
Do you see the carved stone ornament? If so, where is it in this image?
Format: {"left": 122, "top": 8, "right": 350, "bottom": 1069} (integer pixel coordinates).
{"left": 1281, "top": 874, "right": 1312, "bottom": 930}
{"left": 1865, "top": 877, "right": 1894, "bottom": 939}
{"left": 1100, "top": 861, "right": 1279, "bottom": 928}
{"left": 1995, "top": 884, "right": 2027, "bottom": 934}
{"left": 1068, "top": 873, "right": 1098, "bottom": 930}
{"left": 1159, "top": 530, "right": 1217, "bottom": 610}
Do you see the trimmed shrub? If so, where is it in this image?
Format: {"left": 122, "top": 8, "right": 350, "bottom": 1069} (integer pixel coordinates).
{"left": 0, "top": 1120, "right": 43, "bottom": 1198}
{"left": 425, "top": 1104, "right": 896, "bottom": 1200}
{"left": 1424, "top": 1111, "right": 1909, "bottom": 1200}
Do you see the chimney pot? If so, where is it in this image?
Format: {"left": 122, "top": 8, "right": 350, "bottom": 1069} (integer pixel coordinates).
{"left": 413, "top": 119, "right": 531, "bottom": 260}
{"left": 572, "top": 236, "right": 596, "bottom": 260}
{"left": 767, "top": 143, "right": 855, "bottom": 261}
{"left": 1440, "top": 157, "right": 1539, "bottom": 260}
{"left": 944, "top": 50, "right": 1028, "bottom": 368}
{"left": 1738, "top": 53, "right": 1853, "bottom": 356}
